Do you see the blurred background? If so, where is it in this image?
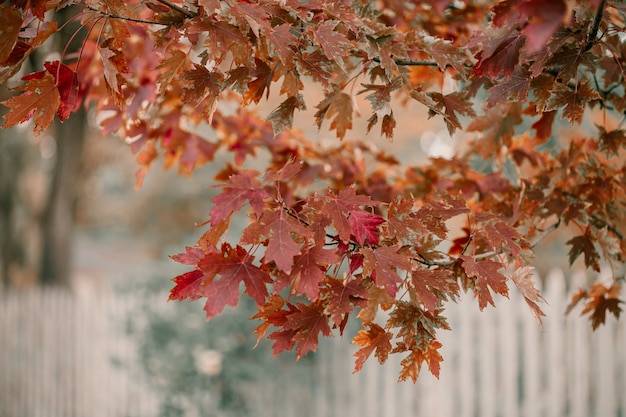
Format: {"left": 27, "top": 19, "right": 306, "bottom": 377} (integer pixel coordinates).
{"left": 1, "top": 11, "right": 625, "bottom": 416}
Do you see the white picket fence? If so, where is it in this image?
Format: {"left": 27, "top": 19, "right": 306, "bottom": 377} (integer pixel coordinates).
{"left": 1, "top": 269, "right": 625, "bottom": 417}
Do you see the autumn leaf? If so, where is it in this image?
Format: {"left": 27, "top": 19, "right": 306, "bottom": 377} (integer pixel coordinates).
{"left": 348, "top": 209, "right": 385, "bottom": 246}
{"left": 267, "top": 94, "right": 306, "bottom": 135}
{"left": 316, "top": 186, "right": 376, "bottom": 243}
{"left": 362, "top": 246, "right": 412, "bottom": 297}
{"left": 314, "top": 88, "right": 353, "bottom": 139}
{"left": 352, "top": 323, "right": 393, "bottom": 372}
{"left": 510, "top": 266, "right": 545, "bottom": 326}
{"left": 567, "top": 228, "right": 601, "bottom": 272}
{"left": 270, "top": 302, "right": 332, "bottom": 359}
{"left": 326, "top": 276, "right": 368, "bottom": 326}
{"left": 460, "top": 256, "right": 509, "bottom": 310}
{"left": 472, "top": 30, "right": 524, "bottom": 79}
{"left": 2, "top": 71, "right": 60, "bottom": 135}
{"left": 200, "top": 244, "right": 272, "bottom": 319}
{"left": 209, "top": 172, "right": 269, "bottom": 226}
{"left": 398, "top": 340, "right": 444, "bottom": 382}
{"left": 289, "top": 245, "right": 339, "bottom": 301}
{"left": 0, "top": 6, "right": 22, "bottom": 64}
{"left": 310, "top": 21, "right": 352, "bottom": 69}
{"left": 581, "top": 282, "right": 623, "bottom": 330}
{"left": 428, "top": 91, "right": 476, "bottom": 135}
{"left": 241, "top": 209, "right": 312, "bottom": 274}
{"left": 547, "top": 80, "right": 600, "bottom": 124}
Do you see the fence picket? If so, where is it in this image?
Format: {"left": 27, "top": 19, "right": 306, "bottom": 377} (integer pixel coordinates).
{"left": 0, "top": 270, "right": 624, "bottom": 417}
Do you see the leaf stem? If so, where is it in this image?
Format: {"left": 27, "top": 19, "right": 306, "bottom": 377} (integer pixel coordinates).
{"left": 86, "top": 6, "right": 164, "bottom": 25}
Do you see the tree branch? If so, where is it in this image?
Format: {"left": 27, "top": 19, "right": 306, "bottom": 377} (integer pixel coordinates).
{"left": 584, "top": 0, "right": 607, "bottom": 51}
{"left": 153, "top": 0, "right": 197, "bottom": 18}
{"left": 87, "top": 6, "right": 164, "bottom": 25}
{"left": 415, "top": 220, "right": 561, "bottom": 268}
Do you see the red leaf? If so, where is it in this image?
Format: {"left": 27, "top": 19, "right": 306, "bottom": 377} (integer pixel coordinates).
{"left": 472, "top": 31, "right": 524, "bottom": 79}
{"left": 362, "top": 246, "right": 412, "bottom": 297}
{"left": 200, "top": 244, "right": 271, "bottom": 319}
{"left": 290, "top": 245, "right": 339, "bottom": 301}
{"left": 348, "top": 209, "right": 385, "bottom": 246}
{"left": 270, "top": 302, "right": 332, "bottom": 359}
{"left": 43, "top": 61, "right": 80, "bottom": 121}
{"left": 518, "top": 0, "right": 567, "bottom": 53}
{"left": 316, "top": 186, "right": 376, "bottom": 243}
{"left": 326, "top": 276, "right": 368, "bottom": 327}
{"left": 209, "top": 172, "right": 269, "bottom": 226}
{"left": 169, "top": 269, "right": 210, "bottom": 302}
{"left": 411, "top": 269, "right": 460, "bottom": 313}
{"left": 460, "top": 256, "right": 509, "bottom": 310}
{"left": 242, "top": 209, "right": 312, "bottom": 274}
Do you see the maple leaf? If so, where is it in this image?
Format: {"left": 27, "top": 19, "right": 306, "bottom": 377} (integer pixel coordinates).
{"left": 310, "top": 21, "right": 353, "bottom": 69}
{"left": 386, "top": 197, "right": 427, "bottom": 241}
{"left": 460, "top": 256, "right": 509, "bottom": 310}
{"left": 467, "top": 103, "right": 523, "bottom": 157}
{"left": 531, "top": 110, "right": 557, "bottom": 141}
{"left": 241, "top": 209, "right": 312, "bottom": 274}
{"left": 398, "top": 340, "right": 444, "bottom": 382}
{"left": 362, "top": 246, "right": 412, "bottom": 297}
{"left": 99, "top": 46, "right": 128, "bottom": 97}
{"left": 596, "top": 125, "right": 626, "bottom": 157}
{"left": 0, "top": 6, "right": 22, "bottom": 64}
{"left": 325, "top": 276, "right": 368, "bottom": 327}
{"left": 263, "top": 156, "right": 303, "bottom": 183}
{"left": 581, "top": 283, "right": 623, "bottom": 330}
{"left": 472, "top": 30, "right": 524, "bottom": 79}
{"left": 242, "top": 58, "right": 274, "bottom": 105}
{"left": 316, "top": 186, "right": 376, "bottom": 243}
{"left": 271, "top": 302, "right": 332, "bottom": 359}
{"left": 2, "top": 71, "right": 60, "bottom": 135}
{"left": 510, "top": 266, "right": 546, "bottom": 326}
{"left": 267, "top": 94, "right": 306, "bottom": 135}
{"left": 348, "top": 209, "right": 385, "bottom": 246}
{"left": 411, "top": 269, "right": 459, "bottom": 313}
{"left": 289, "top": 245, "right": 339, "bottom": 301}
{"left": 486, "top": 67, "right": 530, "bottom": 107}
{"left": 547, "top": 80, "right": 600, "bottom": 124}
{"left": 352, "top": 323, "right": 393, "bottom": 372}
{"left": 314, "top": 88, "right": 353, "bottom": 139}
{"left": 200, "top": 244, "right": 272, "bottom": 319}
{"left": 157, "top": 49, "right": 188, "bottom": 85}
{"left": 567, "top": 228, "right": 601, "bottom": 272}
{"left": 479, "top": 221, "right": 529, "bottom": 259}
{"left": 209, "top": 172, "right": 270, "bottom": 226}
{"left": 169, "top": 270, "right": 210, "bottom": 302}
{"left": 518, "top": 0, "right": 568, "bottom": 53}
{"left": 42, "top": 61, "right": 80, "bottom": 122}
{"left": 265, "top": 23, "right": 298, "bottom": 67}
{"left": 428, "top": 91, "right": 476, "bottom": 135}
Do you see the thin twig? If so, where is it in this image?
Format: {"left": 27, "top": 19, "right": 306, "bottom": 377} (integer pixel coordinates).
{"left": 87, "top": 6, "right": 165, "bottom": 25}
{"left": 154, "top": 0, "right": 197, "bottom": 18}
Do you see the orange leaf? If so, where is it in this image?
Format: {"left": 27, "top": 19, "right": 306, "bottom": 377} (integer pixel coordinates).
{"left": 2, "top": 71, "right": 60, "bottom": 135}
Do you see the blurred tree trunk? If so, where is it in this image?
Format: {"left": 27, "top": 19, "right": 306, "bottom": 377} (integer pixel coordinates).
{"left": 39, "top": 7, "right": 87, "bottom": 286}
{"left": 39, "top": 108, "right": 86, "bottom": 285}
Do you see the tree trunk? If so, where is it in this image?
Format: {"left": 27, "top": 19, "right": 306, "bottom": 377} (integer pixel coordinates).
{"left": 39, "top": 7, "right": 87, "bottom": 286}
{"left": 39, "top": 109, "right": 86, "bottom": 286}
